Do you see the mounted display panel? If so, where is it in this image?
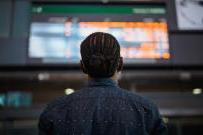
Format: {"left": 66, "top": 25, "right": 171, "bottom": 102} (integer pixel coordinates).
{"left": 28, "top": 2, "right": 170, "bottom": 65}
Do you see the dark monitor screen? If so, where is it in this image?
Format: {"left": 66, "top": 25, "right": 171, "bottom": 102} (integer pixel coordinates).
{"left": 29, "top": 3, "right": 170, "bottom": 65}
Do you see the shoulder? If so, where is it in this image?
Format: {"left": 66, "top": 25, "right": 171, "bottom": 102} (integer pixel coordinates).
{"left": 118, "top": 89, "right": 167, "bottom": 133}
{"left": 39, "top": 95, "right": 71, "bottom": 120}
{"left": 38, "top": 95, "right": 73, "bottom": 133}
{"left": 118, "top": 88, "right": 158, "bottom": 112}
{"left": 118, "top": 88, "right": 163, "bottom": 125}
{"left": 41, "top": 89, "right": 86, "bottom": 115}
{"left": 46, "top": 95, "right": 68, "bottom": 110}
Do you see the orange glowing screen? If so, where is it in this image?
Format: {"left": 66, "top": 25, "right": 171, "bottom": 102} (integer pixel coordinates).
{"left": 64, "top": 21, "right": 170, "bottom": 59}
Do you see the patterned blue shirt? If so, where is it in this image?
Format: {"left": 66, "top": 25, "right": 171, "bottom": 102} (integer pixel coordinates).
{"left": 39, "top": 78, "right": 167, "bottom": 135}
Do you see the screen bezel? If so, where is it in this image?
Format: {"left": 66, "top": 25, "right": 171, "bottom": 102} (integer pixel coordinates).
{"left": 27, "top": 1, "right": 171, "bottom": 68}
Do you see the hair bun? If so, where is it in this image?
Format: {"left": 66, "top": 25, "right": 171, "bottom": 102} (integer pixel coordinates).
{"left": 89, "top": 54, "right": 105, "bottom": 66}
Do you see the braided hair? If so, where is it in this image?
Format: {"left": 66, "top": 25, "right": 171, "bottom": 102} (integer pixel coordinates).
{"left": 80, "top": 32, "right": 121, "bottom": 78}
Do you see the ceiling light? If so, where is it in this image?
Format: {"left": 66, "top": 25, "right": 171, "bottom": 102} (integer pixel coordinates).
{"left": 65, "top": 88, "right": 74, "bottom": 95}
{"left": 192, "top": 88, "right": 202, "bottom": 95}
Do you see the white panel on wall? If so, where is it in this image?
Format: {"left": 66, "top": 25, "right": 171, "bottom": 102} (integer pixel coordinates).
{"left": 175, "top": 0, "right": 203, "bottom": 30}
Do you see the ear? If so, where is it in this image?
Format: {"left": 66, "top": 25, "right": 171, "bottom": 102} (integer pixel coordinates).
{"left": 117, "top": 57, "right": 123, "bottom": 72}
{"left": 80, "top": 60, "right": 88, "bottom": 74}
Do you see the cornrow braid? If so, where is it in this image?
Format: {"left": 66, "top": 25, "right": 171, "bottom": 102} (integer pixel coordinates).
{"left": 80, "top": 32, "right": 121, "bottom": 78}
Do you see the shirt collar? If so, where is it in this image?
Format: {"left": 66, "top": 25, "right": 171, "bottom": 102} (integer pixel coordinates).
{"left": 87, "top": 78, "right": 118, "bottom": 87}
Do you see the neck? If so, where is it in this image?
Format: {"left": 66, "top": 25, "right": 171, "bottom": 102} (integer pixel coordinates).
{"left": 88, "top": 73, "right": 118, "bottom": 82}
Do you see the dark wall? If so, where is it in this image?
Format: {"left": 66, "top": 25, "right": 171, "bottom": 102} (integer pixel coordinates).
{"left": 0, "top": 0, "right": 29, "bottom": 65}
{"left": 0, "top": 0, "right": 203, "bottom": 67}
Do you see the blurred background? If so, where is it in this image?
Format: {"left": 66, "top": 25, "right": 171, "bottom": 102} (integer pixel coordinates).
{"left": 0, "top": 0, "right": 203, "bottom": 134}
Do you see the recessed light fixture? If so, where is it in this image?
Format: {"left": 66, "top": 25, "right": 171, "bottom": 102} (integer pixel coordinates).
{"left": 162, "top": 117, "right": 169, "bottom": 124}
{"left": 192, "top": 88, "right": 202, "bottom": 95}
{"left": 65, "top": 88, "right": 74, "bottom": 95}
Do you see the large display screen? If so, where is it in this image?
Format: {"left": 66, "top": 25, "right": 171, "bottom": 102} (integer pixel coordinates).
{"left": 29, "top": 3, "right": 170, "bottom": 65}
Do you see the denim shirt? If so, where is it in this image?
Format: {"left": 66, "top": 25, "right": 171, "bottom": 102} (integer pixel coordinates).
{"left": 39, "top": 79, "right": 167, "bottom": 135}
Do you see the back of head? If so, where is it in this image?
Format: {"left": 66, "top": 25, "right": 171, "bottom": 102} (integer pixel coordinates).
{"left": 80, "top": 32, "right": 121, "bottom": 78}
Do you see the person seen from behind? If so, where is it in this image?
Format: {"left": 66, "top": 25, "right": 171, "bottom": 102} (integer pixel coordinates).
{"left": 38, "top": 32, "right": 167, "bottom": 135}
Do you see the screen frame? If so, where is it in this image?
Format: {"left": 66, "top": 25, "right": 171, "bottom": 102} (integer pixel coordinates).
{"left": 27, "top": 0, "right": 171, "bottom": 68}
